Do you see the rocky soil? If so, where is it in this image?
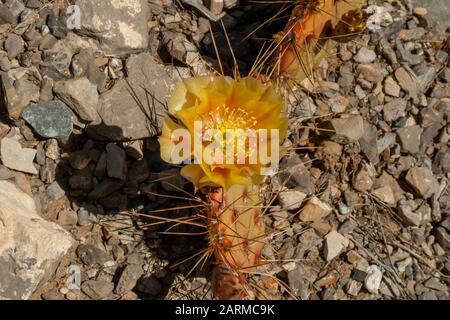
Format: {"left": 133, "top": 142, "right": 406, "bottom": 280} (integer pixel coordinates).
{"left": 0, "top": 0, "right": 449, "bottom": 300}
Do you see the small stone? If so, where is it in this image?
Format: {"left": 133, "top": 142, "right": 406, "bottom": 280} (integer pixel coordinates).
{"left": 54, "top": 78, "right": 99, "bottom": 122}
{"left": 354, "top": 47, "right": 377, "bottom": 64}
{"left": 106, "top": 143, "right": 127, "bottom": 180}
{"left": 41, "top": 289, "right": 64, "bottom": 300}
{"left": 45, "top": 139, "right": 60, "bottom": 160}
{"left": 315, "top": 270, "right": 339, "bottom": 288}
{"left": 88, "top": 179, "right": 123, "bottom": 199}
{"left": 0, "top": 164, "right": 12, "bottom": 180}
{"left": 77, "top": 205, "right": 98, "bottom": 226}
{"left": 0, "top": 4, "right": 15, "bottom": 24}
{"left": 68, "top": 151, "right": 91, "bottom": 170}
{"left": 353, "top": 166, "right": 374, "bottom": 192}
{"left": 76, "top": 244, "right": 111, "bottom": 267}
{"left": 331, "top": 115, "right": 364, "bottom": 141}
{"left": 346, "top": 279, "right": 363, "bottom": 296}
{"left": 395, "top": 67, "right": 418, "bottom": 98}
{"left": 40, "top": 76, "right": 54, "bottom": 101}
{"left": 278, "top": 189, "right": 307, "bottom": 210}
{"left": 22, "top": 101, "right": 73, "bottom": 139}
{"left": 115, "top": 264, "right": 144, "bottom": 295}
{"left": 384, "top": 76, "right": 401, "bottom": 97}
{"left": 324, "top": 230, "right": 349, "bottom": 261}
{"left": 299, "top": 196, "right": 332, "bottom": 222}
{"left": 419, "top": 291, "right": 438, "bottom": 300}
{"left": 397, "top": 125, "right": 423, "bottom": 154}
{"left": 135, "top": 276, "right": 162, "bottom": 296}
{"left": 25, "top": 0, "right": 43, "bottom": 9}
{"left": 338, "top": 219, "right": 355, "bottom": 234}
{"left": 436, "top": 227, "right": 450, "bottom": 250}
{"left": 294, "top": 97, "right": 316, "bottom": 118}
{"left": 42, "top": 41, "right": 73, "bottom": 74}
{"left": 68, "top": 175, "right": 92, "bottom": 190}
{"left": 413, "top": 7, "right": 427, "bottom": 16}
{"left": 371, "top": 186, "right": 396, "bottom": 206}
{"left": 424, "top": 277, "right": 447, "bottom": 292}
{"left": 440, "top": 68, "right": 450, "bottom": 83}
{"left": 398, "top": 201, "right": 431, "bottom": 226}
{"left": 0, "top": 137, "right": 37, "bottom": 174}
{"left": 40, "top": 158, "right": 56, "bottom": 183}
{"left": 396, "top": 40, "right": 421, "bottom": 66}
{"left": 81, "top": 280, "right": 114, "bottom": 300}
{"left": 5, "top": 33, "right": 25, "bottom": 60}
{"left": 57, "top": 209, "right": 78, "bottom": 227}
{"left": 47, "top": 13, "right": 68, "bottom": 39}
{"left": 357, "top": 64, "right": 383, "bottom": 83}
{"left": 405, "top": 166, "right": 439, "bottom": 199}
{"left": 364, "top": 265, "right": 383, "bottom": 294}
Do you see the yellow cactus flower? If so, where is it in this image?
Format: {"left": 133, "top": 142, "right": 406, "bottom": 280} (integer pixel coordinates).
{"left": 159, "top": 76, "right": 288, "bottom": 190}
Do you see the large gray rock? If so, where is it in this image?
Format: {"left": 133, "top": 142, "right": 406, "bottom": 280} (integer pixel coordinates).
{"left": 87, "top": 53, "right": 176, "bottom": 141}
{"left": 75, "top": 0, "right": 150, "bottom": 55}
{"left": 0, "top": 181, "right": 74, "bottom": 299}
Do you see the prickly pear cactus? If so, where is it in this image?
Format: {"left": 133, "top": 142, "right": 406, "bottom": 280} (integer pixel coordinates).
{"left": 159, "top": 76, "right": 287, "bottom": 299}
{"left": 208, "top": 184, "right": 265, "bottom": 299}
{"left": 275, "top": 0, "right": 366, "bottom": 81}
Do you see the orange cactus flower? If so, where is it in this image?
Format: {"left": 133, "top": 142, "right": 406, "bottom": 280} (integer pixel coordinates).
{"left": 159, "top": 76, "right": 288, "bottom": 190}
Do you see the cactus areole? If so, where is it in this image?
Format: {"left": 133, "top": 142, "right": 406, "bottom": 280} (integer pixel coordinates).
{"left": 159, "top": 76, "right": 287, "bottom": 299}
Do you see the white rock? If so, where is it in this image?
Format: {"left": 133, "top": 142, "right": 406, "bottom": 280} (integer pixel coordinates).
{"left": 278, "top": 189, "right": 307, "bottom": 210}
{"left": 0, "top": 181, "right": 74, "bottom": 299}
{"left": 324, "top": 230, "right": 349, "bottom": 261}
{"left": 364, "top": 265, "right": 383, "bottom": 294}
{"left": 0, "top": 137, "right": 37, "bottom": 174}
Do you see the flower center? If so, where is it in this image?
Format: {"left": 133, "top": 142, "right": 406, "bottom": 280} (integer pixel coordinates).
{"left": 203, "top": 106, "right": 257, "bottom": 133}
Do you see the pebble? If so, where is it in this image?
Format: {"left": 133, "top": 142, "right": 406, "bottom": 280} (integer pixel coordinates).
{"left": 395, "top": 67, "right": 418, "bottom": 98}
{"left": 77, "top": 205, "right": 98, "bottom": 226}
{"left": 353, "top": 166, "right": 374, "bottom": 192}
{"left": 413, "top": 7, "right": 428, "bottom": 17}
{"left": 115, "top": 264, "right": 144, "bottom": 295}
{"left": 278, "top": 189, "right": 306, "bottom": 211}
{"left": 68, "top": 151, "right": 91, "bottom": 170}
{"left": 22, "top": 101, "right": 73, "bottom": 139}
{"left": 41, "top": 290, "right": 64, "bottom": 300}
{"left": 324, "top": 231, "right": 349, "bottom": 261}
{"left": 54, "top": 78, "right": 100, "bottom": 122}
{"left": 106, "top": 143, "right": 127, "bottom": 180}
{"left": 331, "top": 115, "right": 364, "bottom": 141}
{"left": 76, "top": 244, "right": 111, "bottom": 267}
{"left": 0, "top": 137, "right": 37, "bottom": 174}
{"left": 364, "top": 265, "right": 383, "bottom": 294}
{"left": 405, "top": 166, "right": 439, "bottom": 199}
{"left": 135, "top": 276, "right": 162, "bottom": 296}
{"left": 299, "top": 196, "right": 332, "bottom": 222}
{"left": 0, "top": 164, "right": 12, "bottom": 180}
{"left": 81, "top": 280, "right": 114, "bottom": 300}
{"left": 384, "top": 76, "right": 401, "bottom": 97}
{"left": 398, "top": 201, "right": 431, "bottom": 226}
{"left": 5, "top": 33, "right": 24, "bottom": 59}
{"left": 397, "top": 125, "right": 423, "bottom": 154}
{"left": 354, "top": 47, "right": 377, "bottom": 64}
